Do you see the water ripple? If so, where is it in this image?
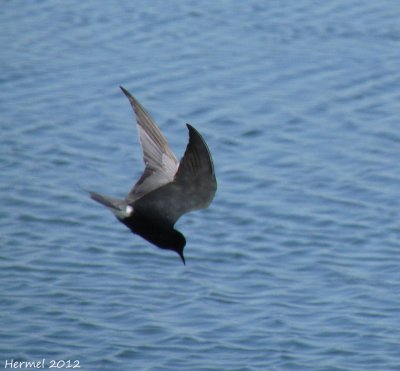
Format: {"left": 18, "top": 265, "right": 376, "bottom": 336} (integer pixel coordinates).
{"left": 2, "top": 0, "right": 400, "bottom": 370}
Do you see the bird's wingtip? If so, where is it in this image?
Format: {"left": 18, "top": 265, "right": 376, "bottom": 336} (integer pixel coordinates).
{"left": 120, "top": 86, "right": 139, "bottom": 107}
{"left": 186, "top": 123, "right": 198, "bottom": 135}
{"left": 120, "top": 85, "right": 129, "bottom": 96}
{"left": 185, "top": 123, "right": 205, "bottom": 141}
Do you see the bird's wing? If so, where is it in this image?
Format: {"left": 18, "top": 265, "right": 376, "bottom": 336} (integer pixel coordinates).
{"left": 134, "top": 124, "right": 217, "bottom": 225}
{"left": 120, "top": 86, "right": 179, "bottom": 201}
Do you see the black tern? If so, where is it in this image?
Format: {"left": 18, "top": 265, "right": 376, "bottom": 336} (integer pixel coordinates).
{"left": 90, "top": 87, "right": 217, "bottom": 264}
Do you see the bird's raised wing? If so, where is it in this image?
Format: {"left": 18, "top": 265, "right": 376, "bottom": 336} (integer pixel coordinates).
{"left": 134, "top": 124, "right": 217, "bottom": 225}
{"left": 120, "top": 86, "right": 179, "bottom": 201}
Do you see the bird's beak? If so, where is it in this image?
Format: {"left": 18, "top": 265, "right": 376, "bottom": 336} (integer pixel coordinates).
{"left": 179, "top": 252, "right": 186, "bottom": 265}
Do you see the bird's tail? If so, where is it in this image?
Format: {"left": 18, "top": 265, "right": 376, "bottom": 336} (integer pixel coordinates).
{"left": 89, "top": 191, "right": 130, "bottom": 219}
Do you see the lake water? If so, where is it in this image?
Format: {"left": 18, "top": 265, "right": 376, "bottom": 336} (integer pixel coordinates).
{"left": 1, "top": 1, "right": 400, "bottom": 370}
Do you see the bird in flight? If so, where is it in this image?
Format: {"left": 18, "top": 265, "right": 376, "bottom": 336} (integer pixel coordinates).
{"left": 90, "top": 86, "right": 217, "bottom": 264}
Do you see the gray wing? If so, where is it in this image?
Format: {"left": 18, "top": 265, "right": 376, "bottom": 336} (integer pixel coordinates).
{"left": 120, "top": 86, "right": 179, "bottom": 201}
{"left": 134, "top": 124, "right": 217, "bottom": 225}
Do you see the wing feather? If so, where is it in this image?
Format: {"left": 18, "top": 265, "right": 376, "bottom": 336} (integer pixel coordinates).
{"left": 134, "top": 124, "right": 217, "bottom": 225}
{"left": 120, "top": 86, "right": 178, "bottom": 201}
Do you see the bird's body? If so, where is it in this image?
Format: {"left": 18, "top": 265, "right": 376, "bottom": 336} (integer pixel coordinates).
{"left": 90, "top": 87, "right": 217, "bottom": 264}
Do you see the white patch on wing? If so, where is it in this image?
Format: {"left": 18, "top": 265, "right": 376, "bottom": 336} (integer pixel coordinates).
{"left": 125, "top": 205, "right": 133, "bottom": 216}
{"left": 162, "top": 153, "right": 179, "bottom": 178}
{"left": 139, "top": 127, "right": 161, "bottom": 169}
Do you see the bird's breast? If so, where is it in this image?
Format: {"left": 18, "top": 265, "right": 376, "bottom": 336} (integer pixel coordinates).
{"left": 121, "top": 212, "right": 177, "bottom": 250}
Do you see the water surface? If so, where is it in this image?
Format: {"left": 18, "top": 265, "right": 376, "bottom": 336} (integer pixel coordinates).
{"left": 1, "top": 1, "right": 400, "bottom": 370}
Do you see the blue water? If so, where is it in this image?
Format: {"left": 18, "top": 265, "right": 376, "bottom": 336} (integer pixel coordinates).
{"left": 1, "top": 1, "right": 400, "bottom": 370}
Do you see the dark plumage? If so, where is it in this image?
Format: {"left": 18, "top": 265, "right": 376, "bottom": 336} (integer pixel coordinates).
{"left": 90, "top": 87, "right": 217, "bottom": 264}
